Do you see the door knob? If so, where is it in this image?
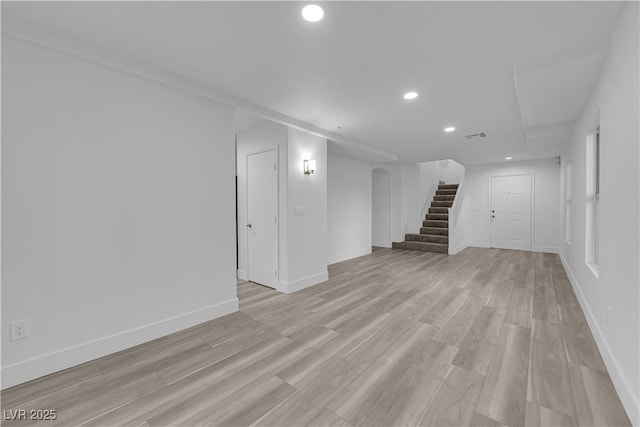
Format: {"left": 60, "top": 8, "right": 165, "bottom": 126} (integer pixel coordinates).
{"left": 246, "top": 223, "right": 252, "bottom": 228}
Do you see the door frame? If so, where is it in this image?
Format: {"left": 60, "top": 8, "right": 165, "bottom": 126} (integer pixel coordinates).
{"left": 488, "top": 172, "right": 534, "bottom": 250}
{"left": 245, "top": 146, "right": 279, "bottom": 288}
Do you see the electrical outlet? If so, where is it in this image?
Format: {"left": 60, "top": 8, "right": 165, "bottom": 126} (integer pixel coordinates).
{"left": 10, "top": 320, "right": 29, "bottom": 341}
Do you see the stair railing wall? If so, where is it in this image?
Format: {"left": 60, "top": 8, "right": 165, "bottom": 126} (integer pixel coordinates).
{"left": 420, "top": 182, "right": 439, "bottom": 220}
{"left": 448, "top": 173, "right": 468, "bottom": 255}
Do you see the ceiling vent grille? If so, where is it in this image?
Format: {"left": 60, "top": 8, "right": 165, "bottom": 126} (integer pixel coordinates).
{"left": 464, "top": 132, "right": 487, "bottom": 140}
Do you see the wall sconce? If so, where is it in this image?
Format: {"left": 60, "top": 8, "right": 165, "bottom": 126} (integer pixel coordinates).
{"left": 304, "top": 159, "right": 316, "bottom": 175}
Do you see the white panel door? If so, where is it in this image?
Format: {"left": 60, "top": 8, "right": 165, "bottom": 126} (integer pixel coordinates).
{"left": 247, "top": 149, "right": 277, "bottom": 288}
{"left": 490, "top": 174, "right": 532, "bottom": 250}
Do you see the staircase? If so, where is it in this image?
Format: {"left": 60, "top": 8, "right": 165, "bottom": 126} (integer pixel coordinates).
{"left": 392, "top": 183, "right": 459, "bottom": 254}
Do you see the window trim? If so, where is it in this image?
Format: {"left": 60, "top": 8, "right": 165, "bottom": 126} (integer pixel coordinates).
{"left": 594, "top": 128, "right": 600, "bottom": 265}
{"left": 585, "top": 125, "right": 600, "bottom": 277}
{"left": 565, "top": 161, "right": 572, "bottom": 245}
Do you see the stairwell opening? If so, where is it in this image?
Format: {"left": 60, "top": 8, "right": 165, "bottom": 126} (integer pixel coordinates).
{"left": 392, "top": 183, "right": 459, "bottom": 254}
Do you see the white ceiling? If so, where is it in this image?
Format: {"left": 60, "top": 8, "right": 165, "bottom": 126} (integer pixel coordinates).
{"left": 2, "top": 1, "right": 625, "bottom": 166}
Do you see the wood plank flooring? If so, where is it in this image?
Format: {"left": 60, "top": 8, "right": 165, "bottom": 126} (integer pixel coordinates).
{"left": 0, "top": 247, "right": 631, "bottom": 426}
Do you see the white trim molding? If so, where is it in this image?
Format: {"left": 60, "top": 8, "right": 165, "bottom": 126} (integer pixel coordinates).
{"left": 0, "top": 298, "right": 239, "bottom": 390}
{"left": 462, "top": 241, "right": 491, "bottom": 250}
{"left": 1, "top": 23, "right": 398, "bottom": 164}
{"left": 236, "top": 269, "right": 248, "bottom": 281}
{"left": 532, "top": 246, "right": 560, "bottom": 254}
{"left": 278, "top": 271, "right": 329, "bottom": 294}
{"left": 328, "top": 248, "right": 371, "bottom": 265}
{"left": 558, "top": 250, "right": 639, "bottom": 425}
{"left": 450, "top": 241, "right": 473, "bottom": 255}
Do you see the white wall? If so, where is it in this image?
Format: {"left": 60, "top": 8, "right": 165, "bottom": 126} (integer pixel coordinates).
{"left": 418, "top": 161, "right": 441, "bottom": 212}
{"left": 457, "top": 158, "right": 561, "bottom": 252}
{"left": 2, "top": 36, "right": 238, "bottom": 388}
{"left": 559, "top": 3, "right": 639, "bottom": 424}
{"left": 400, "top": 164, "right": 420, "bottom": 236}
{"left": 328, "top": 155, "right": 372, "bottom": 264}
{"left": 236, "top": 122, "right": 289, "bottom": 283}
{"left": 419, "top": 159, "right": 465, "bottom": 191}
{"left": 285, "top": 128, "right": 328, "bottom": 291}
{"left": 387, "top": 165, "right": 404, "bottom": 242}
{"left": 372, "top": 168, "right": 392, "bottom": 247}
{"left": 441, "top": 159, "right": 465, "bottom": 184}
{"left": 373, "top": 163, "right": 420, "bottom": 243}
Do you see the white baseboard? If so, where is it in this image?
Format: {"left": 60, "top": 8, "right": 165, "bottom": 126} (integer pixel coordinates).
{"left": 532, "top": 246, "right": 560, "bottom": 254}
{"left": 452, "top": 242, "right": 558, "bottom": 255}
{"left": 449, "top": 241, "right": 474, "bottom": 254}
{"left": 450, "top": 241, "right": 491, "bottom": 254}
{"left": 278, "top": 271, "right": 329, "bottom": 294}
{"left": 558, "top": 250, "right": 639, "bottom": 426}
{"left": 236, "top": 269, "right": 247, "bottom": 280}
{"left": 372, "top": 244, "right": 392, "bottom": 249}
{"left": 465, "top": 241, "right": 491, "bottom": 249}
{"left": 1, "top": 298, "right": 239, "bottom": 390}
{"left": 328, "top": 248, "right": 371, "bottom": 265}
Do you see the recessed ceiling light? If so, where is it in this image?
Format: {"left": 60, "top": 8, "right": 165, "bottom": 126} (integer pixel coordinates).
{"left": 444, "top": 127, "right": 456, "bottom": 132}
{"left": 302, "top": 4, "right": 324, "bottom": 22}
{"left": 403, "top": 91, "right": 418, "bottom": 100}
{"left": 505, "top": 156, "right": 513, "bottom": 160}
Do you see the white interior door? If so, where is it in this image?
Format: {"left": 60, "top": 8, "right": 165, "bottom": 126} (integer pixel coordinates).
{"left": 490, "top": 174, "right": 532, "bottom": 250}
{"left": 247, "top": 149, "right": 277, "bottom": 288}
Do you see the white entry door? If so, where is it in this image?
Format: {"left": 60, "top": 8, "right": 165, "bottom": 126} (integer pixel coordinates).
{"left": 247, "top": 149, "right": 278, "bottom": 288}
{"left": 490, "top": 174, "right": 532, "bottom": 250}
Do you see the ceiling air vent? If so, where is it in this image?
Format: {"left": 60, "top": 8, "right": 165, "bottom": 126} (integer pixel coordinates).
{"left": 464, "top": 132, "right": 487, "bottom": 140}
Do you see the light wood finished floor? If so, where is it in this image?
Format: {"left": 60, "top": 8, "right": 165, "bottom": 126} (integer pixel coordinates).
{"left": 1, "top": 248, "right": 631, "bottom": 427}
